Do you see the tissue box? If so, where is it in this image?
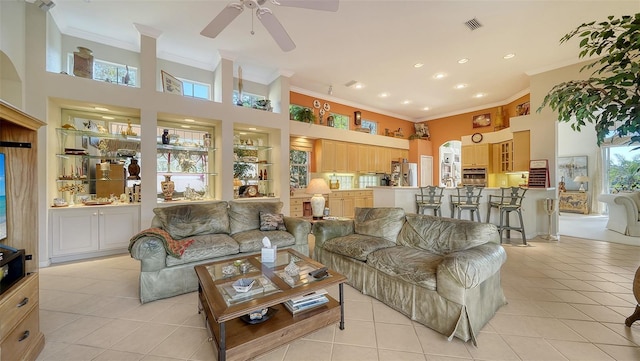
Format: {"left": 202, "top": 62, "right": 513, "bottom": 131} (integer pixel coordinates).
{"left": 261, "top": 246, "right": 277, "bottom": 263}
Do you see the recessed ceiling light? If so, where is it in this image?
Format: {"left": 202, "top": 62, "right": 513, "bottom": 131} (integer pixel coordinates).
{"left": 422, "top": 107, "right": 430, "bottom": 111}
{"left": 181, "top": 125, "right": 191, "bottom": 128}
{"left": 413, "top": 63, "right": 424, "bottom": 68}
{"left": 433, "top": 73, "right": 446, "bottom": 79}
{"left": 354, "top": 83, "right": 364, "bottom": 89}
{"left": 402, "top": 100, "right": 411, "bottom": 105}
{"left": 378, "top": 92, "right": 390, "bottom": 98}
{"left": 503, "top": 53, "right": 516, "bottom": 59}
{"left": 248, "top": 127, "right": 257, "bottom": 131}
{"left": 184, "top": 118, "right": 195, "bottom": 122}
{"left": 458, "top": 58, "right": 469, "bottom": 64}
{"left": 473, "top": 93, "right": 486, "bottom": 98}
{"left": 101, "top": 116, "right": 114, "bottom": 120}
{"left": 94, "top": 107, "right": 109, "bottom": 111}
{"left": 239, "top": 132, "right": 247, "bottom": 135}
{"left": 454, "top": 84, "right": 467, "bottom": 89}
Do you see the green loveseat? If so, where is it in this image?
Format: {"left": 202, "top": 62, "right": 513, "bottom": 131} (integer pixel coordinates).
{"left": 129, "top": 201, "right": 311, "bottom": 303}
{"left": 312, "top": 207, "right": 506, "bottom": 345}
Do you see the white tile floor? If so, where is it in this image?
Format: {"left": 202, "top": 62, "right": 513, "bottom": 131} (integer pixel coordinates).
{"left": 36, "top": 234, "right": 640, "bottom": 360}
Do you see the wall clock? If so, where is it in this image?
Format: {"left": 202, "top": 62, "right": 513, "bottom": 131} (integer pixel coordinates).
{"left": 246, "top": 185, "right": 258, "bottom": 197}
{"left": 471, "top": 132, "right": 483, "bottom": 143}
{"left": 354, "top": 111, "right": 362, "bottom": 125}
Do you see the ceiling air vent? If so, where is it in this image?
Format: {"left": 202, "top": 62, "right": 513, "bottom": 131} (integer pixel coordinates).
{"left": 464, "top": 18, "right": 482, "bottom": 31}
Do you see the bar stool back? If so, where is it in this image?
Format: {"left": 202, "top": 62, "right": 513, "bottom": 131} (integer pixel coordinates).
{"left": 416, "top": 186, "right": 445, "bottom": 216}
{"left": 450, "top": 185, "right": 484, "bottom": 222}
{"left": 487, "top": 187, "right": 528, "bottom": 245}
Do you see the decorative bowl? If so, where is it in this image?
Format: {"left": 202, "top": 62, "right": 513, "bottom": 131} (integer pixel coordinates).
{"left": 232, "top": 278, "right": 255, "bottom": 293}
{"left": 248, "top": 308, "right": 269, "bottom": 320}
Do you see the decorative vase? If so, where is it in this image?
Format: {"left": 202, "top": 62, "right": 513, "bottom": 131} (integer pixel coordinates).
{"left": 127, "top": 158, "right": 141, "bottom": 180}
{"left": 161, "top": 175, "right": 175, "bottom": 201}
{"left": 162, "top": 129, "right": 170, "bottom": 144}
{"left": 73, "top": 47, "right": 94, "bottom": 78}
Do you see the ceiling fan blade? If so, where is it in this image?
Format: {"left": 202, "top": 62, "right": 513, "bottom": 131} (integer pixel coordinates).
{"left": 274, "top": 0, "right": 339, "bottom": 12}
{"left": 257, "top": 8, "right": 296, "bottom": 52}
{"left": 200, "top": 3, "right": 244, "bottom": 38}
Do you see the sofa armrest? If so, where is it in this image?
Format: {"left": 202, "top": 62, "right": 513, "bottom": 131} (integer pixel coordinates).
{"left": 283, "top": 216, "right": 312, "bottom": 245}
{"left": 129, "top": 237, "right": 167, "bottom": 272}
{"left": 312, "top": 220, "right": 355, "bottom": 249}
{"left": 436, "top": 243, "right": 507, "bottom": 304}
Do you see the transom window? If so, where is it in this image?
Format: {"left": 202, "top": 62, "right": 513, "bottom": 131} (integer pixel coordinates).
{"left": 362, "top": 119, "right": 378, "bottom": 135}
{"left": 180, "top": 79, "right": 211, "bottom": 100}
{"left": 233, "top": 91, "right": 265, "bottom": 108}
{"left": 331, "top": 113, "right": 349, "bottom": 130}
{"left": 290, "top": 150, "right": 310, "bottom": 188}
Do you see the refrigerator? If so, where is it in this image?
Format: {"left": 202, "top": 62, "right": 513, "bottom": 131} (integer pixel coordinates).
{"left": 391, "top": 161, "right": 418, "bottom": 187}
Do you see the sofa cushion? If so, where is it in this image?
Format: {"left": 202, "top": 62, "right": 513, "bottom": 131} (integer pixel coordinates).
{"left": 232, "top": 229, "right": 296, "bottom": 253}
{"left": 354, "top": 207, "right": 406, "bottom": 242}
{"left": 367, "top": 246, "right": 443, "bottom": 290}
{"left": 153, "top": 202, "right": 230, "bottom": 239}
{"left": 166, "top": 233, "right": 239, "bottom": 267}
{"left": 323, "top": 234, "right": 396, "bottom": 261}
{"left": 397, "top": 214, "right": 491, "bottom": 255}
{"left": 259, "top": 212, "right": 287, "bottom": 231}
{"left": 229, "top": 201, "right": 283, "bottom": 235}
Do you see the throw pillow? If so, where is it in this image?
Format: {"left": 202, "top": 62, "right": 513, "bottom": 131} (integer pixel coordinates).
{"left": 153, "top": 201, "right": 230, "bottom": 239}
{"left": 259, "top": 212, "right": 287, "bottom": 231}
{"left": 228, "top": 201, "right": 283, "bottom": 234}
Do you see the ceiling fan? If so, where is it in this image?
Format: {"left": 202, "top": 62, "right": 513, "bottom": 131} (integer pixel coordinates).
{"left": 201, "top": 0, "right": 339, "bottom": 52}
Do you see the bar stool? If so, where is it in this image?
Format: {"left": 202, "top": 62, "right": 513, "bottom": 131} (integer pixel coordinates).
{"left": 416, "top": 186, "right": 445, "bottom": 216}
{"left": 487, "top": 187, "right": 528, "bottom": 245}
{"left": 450, "top": 185, "right": 484, "bottom": 222}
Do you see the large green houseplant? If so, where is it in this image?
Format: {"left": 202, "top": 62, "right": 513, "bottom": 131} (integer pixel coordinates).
{"left": 538, "top": 13, "right": 640, "bottom": 146}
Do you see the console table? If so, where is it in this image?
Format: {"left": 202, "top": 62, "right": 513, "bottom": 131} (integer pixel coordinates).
{"left": 559, "top": 191, "right": 589, "bottom": 214}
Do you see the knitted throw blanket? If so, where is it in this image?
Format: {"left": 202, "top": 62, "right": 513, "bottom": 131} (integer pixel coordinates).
{"left": 129, "top": 228, "right": 194, "bottom": 258}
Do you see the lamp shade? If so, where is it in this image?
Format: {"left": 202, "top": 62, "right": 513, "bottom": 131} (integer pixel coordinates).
{"left": 573, "top": 175, "right": 589, "bottom": 183}
{"left": 306, "top": 178, "right": 331, "bottom": 195}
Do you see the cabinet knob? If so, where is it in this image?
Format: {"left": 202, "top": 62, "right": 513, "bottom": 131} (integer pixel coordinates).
{"left": 17, "top": 297, "right": 29, "bottom": 308}
{"left": 18, "top": 330, "right": 30, "bottom": 342}
{"left": 93, "top": 212, "right": 98, "bottom": 216}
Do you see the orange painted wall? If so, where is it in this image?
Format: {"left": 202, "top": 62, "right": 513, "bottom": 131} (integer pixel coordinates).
{"left": 290, "top": 92, "right": 416, "bottom": 137}
{"left": 420, "top": 94, "right": 530, "bottom": 184}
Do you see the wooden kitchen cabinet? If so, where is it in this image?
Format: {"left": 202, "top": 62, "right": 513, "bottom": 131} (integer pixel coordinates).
{"left": 462, "top": 144, "right": 490, "bottom": 167}
{"left": 347, "top": 143, "right": 359, "bottom": 172}
{"left": 357, "top": 144, "right": 371, "bottom": 173}
{"left": 512, "top": 130, "right": 531, "bottom": 172}
{"left": 328, "top": 191, "right": 357, "bottom": 217}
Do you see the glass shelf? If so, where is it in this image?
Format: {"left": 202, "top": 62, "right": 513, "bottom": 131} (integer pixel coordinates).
{"left": 56, "top": 153, "right": 132, "bottom": 161}
{"left": 160, "top": 172, "right": 218, "bottom": 176}
{"left": 233, "top": 161, "right": 273, "bottom": 166}
{"left": 157, "top": 144, "right": 216, "bottom": 152}
{"left": 233, "top": 144, "right": 272, "bottom": 151}
{"left": 57, "top": 128, "right": 141, "bottom": 142}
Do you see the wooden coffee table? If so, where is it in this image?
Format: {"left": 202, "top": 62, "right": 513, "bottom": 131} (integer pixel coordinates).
{"left": 195, "top": 249, "right": 346, "bottom": 361}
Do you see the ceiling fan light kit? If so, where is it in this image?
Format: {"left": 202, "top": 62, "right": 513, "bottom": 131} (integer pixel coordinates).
{"left": 201, "top": 0, "right": 339, "bottom": 52}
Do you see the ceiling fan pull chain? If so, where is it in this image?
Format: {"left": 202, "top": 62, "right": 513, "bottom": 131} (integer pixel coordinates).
{"left": 251, "top": 10, "right": 255, "bottom": 35}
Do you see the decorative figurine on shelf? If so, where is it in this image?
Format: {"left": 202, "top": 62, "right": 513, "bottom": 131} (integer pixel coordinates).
{"left": 127, "top": 158, "right": 140, "bottom": 180}
{"left": 162, "top": 129, "right": 170, "bottom": 144}
{"left": 559, "top": 176, "right": 567, "bottom": 192}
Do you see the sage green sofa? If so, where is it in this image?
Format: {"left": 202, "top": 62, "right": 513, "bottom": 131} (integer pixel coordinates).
{"left": 313, "top": 207, "right": 506, "bottom": 345}
{"left": 129, "top": 201, "right": 311, "bottom": 303}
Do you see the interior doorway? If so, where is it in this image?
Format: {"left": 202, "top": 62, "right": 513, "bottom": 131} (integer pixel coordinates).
{"left": 420, "top": 155, "right": 433, "bottom": 186}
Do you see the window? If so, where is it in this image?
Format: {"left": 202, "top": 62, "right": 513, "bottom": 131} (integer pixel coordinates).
{"left": 603, "top": 145, "right": 640, "bottom": 192}
{"left": 68, "top": 55, "right": 137, "bottom": 86}
{"left": 331, "top": 113, "right": 349, "bottom": 130}
{"left": 361, "top": 119, "right": 378, "bottom": 135}
{"left": 181, "top": 79, "right": 211, "bottom": 100}
{"left": 233, "top": 91, "right": 265, "bottom": 108}
{"left": 290, "top": 150, "right": 309, "bottom": 188}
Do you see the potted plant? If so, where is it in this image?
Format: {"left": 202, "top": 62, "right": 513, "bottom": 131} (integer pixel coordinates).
{"left": 538, "top": 14, "right": 640, "bottom": 147}
{"left": 292, "top": 107, "right": 316, "bottom": 124}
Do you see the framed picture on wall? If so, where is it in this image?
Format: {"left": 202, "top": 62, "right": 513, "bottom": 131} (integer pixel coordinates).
{"left": 161, "top": 71, "right": 183, "bottom": 95}
{"left": 472, "top": 113, "right": 491, "bottom": 128}
{"left": 557, "top": 156, "right": 588, "bottom": 191}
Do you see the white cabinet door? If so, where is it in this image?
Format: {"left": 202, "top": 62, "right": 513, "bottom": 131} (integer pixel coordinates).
{"left": 51, "top": 208, "right": 99, "bottom": 256}
{"left": 99, "top": 207, "right": 140, "bottom": 250}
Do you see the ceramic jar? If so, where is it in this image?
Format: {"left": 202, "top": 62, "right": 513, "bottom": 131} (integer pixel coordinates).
{"left": 161, "top": 175, "right": 175, "bottom": 201}
{"left": 127, "top": 158, "right": 140, "bottom": 180}
{"left": 73, "top": 47, "right": 94, "bottom": 78}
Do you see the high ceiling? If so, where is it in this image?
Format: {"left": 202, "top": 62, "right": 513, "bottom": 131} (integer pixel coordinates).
{"left": 46, "top": 1, "right": 639, "bottom": 121}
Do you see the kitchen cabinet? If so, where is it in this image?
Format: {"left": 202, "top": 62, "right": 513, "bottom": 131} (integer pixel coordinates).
{"left": 374, "top": 146, "right": 390, "bottom": 173}
{"left": 347, "top": 143, "right": 359, "bottom": 172}
{"left": 290, "top": 196, "right": 311, "bottom": 217}
{"left": 354, "top": 190, "right": 373, "bottom": 208}
{"left": 50, "top": 205, "right": 140, "bottom": 262}
{"left": 328, "top": 191, "right": 356, "bottom": 218}
{"left": 462, "top": 144, "right": 490, "bottom": 167}
{"left": 358, "top": 144, "right": 372, "bottom": 173}
{"left": 512, "top": 130, "right": 531, "bottom": 171}
{"left": 334, "top": 141, "right": 348, "bottom": 172}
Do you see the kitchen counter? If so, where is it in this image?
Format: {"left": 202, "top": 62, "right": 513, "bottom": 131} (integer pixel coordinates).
{"left": 372, "top": 186, "right": 557, "bottom": 238}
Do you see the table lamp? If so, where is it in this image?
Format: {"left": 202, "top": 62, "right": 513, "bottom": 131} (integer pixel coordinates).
{"left": 306, "top": 178, "right": 331, "bottom": 219}
{"left": 573, "top": 175, "right": 589, "bottom": 192}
